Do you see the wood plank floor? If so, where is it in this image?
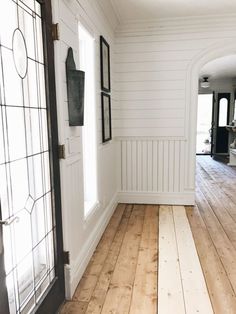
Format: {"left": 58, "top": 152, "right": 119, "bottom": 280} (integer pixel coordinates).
{"left": 60, "top": 204, "right": 158, "bottom": 314}
{"left": 187, "top": 156, "right": 236, "bottom": 314}
{"left": 60, "top": 156, "right": 236, "bottom": 314}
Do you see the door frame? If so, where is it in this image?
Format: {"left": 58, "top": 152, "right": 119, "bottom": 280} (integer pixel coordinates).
{"left": 184, "top": 40, "right": 236, "bottom": 193}
{"left": 214, "top": 92, "right": 230, "bottom": 155}
{"left": 35, "top": 1, "right": 65, "bottom": 312}
{"left": 0, "top": 1, "right": 65, "bottom": 313}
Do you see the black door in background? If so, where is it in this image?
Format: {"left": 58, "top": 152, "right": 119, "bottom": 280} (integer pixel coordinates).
{"left": 215, "top": 93, "right": 230, "bottom": 154}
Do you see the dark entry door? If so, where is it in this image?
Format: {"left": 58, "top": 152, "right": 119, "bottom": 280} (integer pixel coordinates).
{"left": 215, "top": 93, "right": 230, "bottom": 154}
{"left": 0, "top": 1, "right": 65, "bottom": 313}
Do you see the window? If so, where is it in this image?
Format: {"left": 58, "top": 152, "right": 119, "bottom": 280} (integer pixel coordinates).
{"left": 218, "top": 98, "right": 228, "bottom": 127}
{"left": 79, "top": 24, "right": 98, "bottom": 217}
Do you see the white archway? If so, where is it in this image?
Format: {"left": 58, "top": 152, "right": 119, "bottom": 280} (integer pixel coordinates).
{"left": 184, "top": 40, "right": 236, "bottom": 195}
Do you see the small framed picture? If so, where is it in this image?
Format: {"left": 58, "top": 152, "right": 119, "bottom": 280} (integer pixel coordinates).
{"left": 101, "top": 92, "right": 112, "bottom": 143}
{"left": 100, "top": 36, "right": 111, "bottom": 92}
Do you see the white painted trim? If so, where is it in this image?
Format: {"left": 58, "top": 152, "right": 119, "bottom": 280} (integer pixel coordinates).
{"left": 64, "top": 192, "right": 118, "bottom": 299}
{"left": 115, "top": 13, "right": 236, "bottom": 27}
{"left": 115, "top": 136, "right": 187, "bottom": 141}
{"left": 118, "top": 191, "right": 195, "bottom": 205}
{"left": 185, "top": 39, "right": 236, "bottom": 192}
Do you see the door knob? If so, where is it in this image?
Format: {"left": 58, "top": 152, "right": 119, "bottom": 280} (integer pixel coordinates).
{"left": 0, "top": 216, "right": 19, "bottom": 226}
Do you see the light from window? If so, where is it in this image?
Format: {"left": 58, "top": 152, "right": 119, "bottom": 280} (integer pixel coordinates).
{"left": 79, "top": 24, "right": 98, "bottom": 217}
{"left": 218, "top": 98, "right": 228, "bottom": 127}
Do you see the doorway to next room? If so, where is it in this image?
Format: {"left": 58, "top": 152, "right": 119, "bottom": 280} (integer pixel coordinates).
{"left": 196, "top": 55, "right": 236, "bottom": 162}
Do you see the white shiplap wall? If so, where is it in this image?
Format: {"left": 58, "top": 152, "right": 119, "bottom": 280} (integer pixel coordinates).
{"left": 52, "top": 0, "right": 119, "bottom": 299}
{"left": 114, "top": 15, "right": 236, "bottom": 204}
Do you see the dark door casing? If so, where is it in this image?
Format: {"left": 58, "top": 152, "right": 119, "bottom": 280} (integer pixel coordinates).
{"left": 0, "top": 1, "right": 65, "bottom": 313}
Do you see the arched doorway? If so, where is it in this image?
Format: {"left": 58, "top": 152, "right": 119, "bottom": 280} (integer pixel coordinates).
{"left": 184, "top": 40, "right": 236, "bottom": 192}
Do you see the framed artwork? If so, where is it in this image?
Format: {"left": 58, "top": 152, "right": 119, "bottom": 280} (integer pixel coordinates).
{"left": 101, "top": 92, "right": 112, "bottom": 142}
{"left": 100, "top": 36, "right": 111, "bottom": 92}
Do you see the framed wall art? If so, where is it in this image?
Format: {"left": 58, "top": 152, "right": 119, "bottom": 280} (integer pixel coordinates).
{"left": 100, "top": 36, "right": 111, "bottom": 92}
{"left": 101, "top": 92, "right": 112, "bottom": 142}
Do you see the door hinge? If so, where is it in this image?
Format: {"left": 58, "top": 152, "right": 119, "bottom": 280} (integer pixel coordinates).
{"left": 52, "top": 23, "right": 60, "bottom": 41}
{"left": 58, "top": 144, "right": 66, "bottom": 159}
{"left": 63, "top": 251, "right": 70, "bottom": 265}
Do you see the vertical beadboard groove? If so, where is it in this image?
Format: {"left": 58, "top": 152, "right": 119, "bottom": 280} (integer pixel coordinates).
{"left": 120, "top": 138, "right": 185, "bottom": 194}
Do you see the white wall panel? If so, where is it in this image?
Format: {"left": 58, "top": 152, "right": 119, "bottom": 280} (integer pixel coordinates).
{"left": 114, "top": 15, "right": 236, "bottom": 205}
{"left": 52, "top": 0, "right": 119, "bottom": 299}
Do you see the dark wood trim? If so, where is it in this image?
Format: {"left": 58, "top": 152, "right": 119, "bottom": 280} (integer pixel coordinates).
{"left": 35, "top": 0, "right": 65, "bottom": 312}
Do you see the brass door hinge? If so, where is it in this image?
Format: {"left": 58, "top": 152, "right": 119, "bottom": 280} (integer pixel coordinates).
{"left": 58, "top": 144, "right": 66, "bottom": 159}
{"left": 63, "top": 251, "right": 70, "bottom": 265}
{"left": 52, "top": 23, "right": 59, "bottom": 41}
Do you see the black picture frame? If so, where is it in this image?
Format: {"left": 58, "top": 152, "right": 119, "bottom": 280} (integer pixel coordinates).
{"left": 101, "top": 92, "right": 112, "bottom": 142}
{"left": 100, "top": 36, "right": 111, "bottom": 92}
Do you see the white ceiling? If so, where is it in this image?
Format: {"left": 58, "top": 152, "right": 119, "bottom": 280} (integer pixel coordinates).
{"left": 110, "top": 0, "right": 236, "bottom": 21}
{"left": 200, "top": 55, "right": 236, "bottom": 80}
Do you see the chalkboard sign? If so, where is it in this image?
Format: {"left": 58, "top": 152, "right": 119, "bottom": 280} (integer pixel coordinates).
{"left": 66, "top": 47, "right": 85, "bottom": 126}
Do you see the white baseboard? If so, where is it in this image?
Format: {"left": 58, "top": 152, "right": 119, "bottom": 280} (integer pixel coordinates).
{"left": 64, "top": 192, "right": 118, "bottom": 299}
{"left": 117, "top": 191, "right": 195, "bottom": 205}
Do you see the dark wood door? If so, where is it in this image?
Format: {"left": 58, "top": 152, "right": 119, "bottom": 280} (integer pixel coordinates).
{"left": 215, "top": 93, "right": 230, "bottom": 154}
{"left": 0, "top": 1, "right": 65, "bottom": 313}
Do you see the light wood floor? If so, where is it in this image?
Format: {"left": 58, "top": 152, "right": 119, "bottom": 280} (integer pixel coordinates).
{"left": 60, "top": 204, "right": 158, "bottom": 314}
{"left": 60, "top": 156, "right": 236, "bottom": 314}
{"left": 187, "top": 156, "right": 236, "bottom": 313}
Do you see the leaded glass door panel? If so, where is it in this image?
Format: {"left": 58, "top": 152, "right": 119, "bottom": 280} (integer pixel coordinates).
{"left": 0, "top": 1, "right": 65, "bottom": 313}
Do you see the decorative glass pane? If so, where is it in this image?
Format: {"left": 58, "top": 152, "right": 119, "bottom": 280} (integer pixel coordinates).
{"left": 35, "top": 2, "right": 41, "bottom": 17}
{"left": 38, "top": 64, "right": 46, "bottom": 108}
{"left": 7, "top": 107, "right": 26, "bottom": 161}
{"left": 6, "top": 271, "right": 17, "bottom": 314}
{"left": 47, "top": 232, "right": 55, "bottom": 271}
{"left": 19, "top": 7, "right": 35, "bottom": 61}
{"left": 45, "top": 194, "right": 53, "bottom": 233}
{"left": 35, "top": 276, "right": 50, "bottom": 302}
{"left": 12, "top": 29, "right": 28, "bottom": 78}
{"left": 24, "top": 108, "right": 41, "bottom": 155}
{"left": 0, "top": 165, "right": 11, "bottom": 219}
{"left": 35, "top": 16, "right": 44, "bottom": 64}
{"left": 3, "top": 226, "right": 13, "bottom": 275}
{"left": 2, "top": 49, "right": 23, "bottom": 107}
{"left": 33, "top": 239, "right": 47, "bottom": 286}
{"left": 14, "top": 210, "right": 32, "bottom": 263}
{"left": 33, "top": 154, "right": 43, "bottom": 198}
{"left": 27, "top": 59, "right": 39, "bottom": 107}
{"left": 43, "top": 152, "right": 51, "bottom": 194}
{"left": 10, "top": 159, "right": 29, "bottom": 213}
{"left": 0, "top": 0, "right": 17, "bottom": 49}
{"left": 31, "top": 198, "right": 46, "bottom": 247}
{"left": 17, "top": 253, "right": 34, "bottom": 306}
{"left": 21, "top": 0, "right": 36, "bottom": 15}
{"left": 218, "top": 98, "right": 228, "bottom": 127}
{"left": 41, "top": 110, "right": 49, "bottom": 151}
{"left": 0, "top": 109, "right": 5, "bottom": 164}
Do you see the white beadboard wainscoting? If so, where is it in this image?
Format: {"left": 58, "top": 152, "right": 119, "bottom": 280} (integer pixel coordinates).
{"left": 117, "top": 137, "right": 194, "bottom": 205}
